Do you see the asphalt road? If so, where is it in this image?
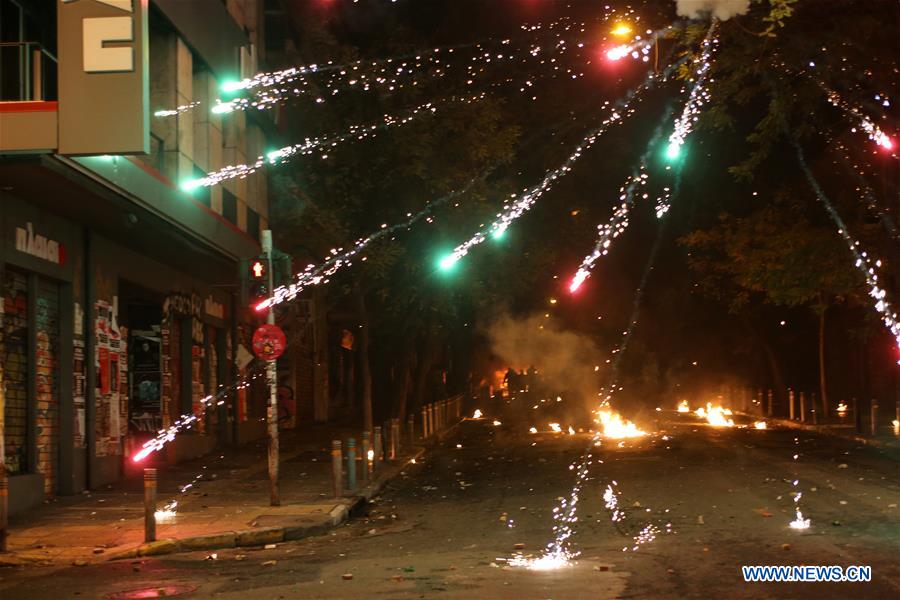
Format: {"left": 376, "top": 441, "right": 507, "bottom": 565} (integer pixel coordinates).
{"left": 3, "top": 401, "right": 900, "bottom": 599}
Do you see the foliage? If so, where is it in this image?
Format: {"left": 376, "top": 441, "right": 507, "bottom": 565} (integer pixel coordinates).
{"left": 680, "top": 188, "right": 862, "bottom": 313}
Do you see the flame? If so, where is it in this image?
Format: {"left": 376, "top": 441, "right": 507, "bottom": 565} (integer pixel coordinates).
{"left": 493, "top": 420, "right": 502, "bottom": 426}
{"left": 754, "top": 421, "right": 767, "bottom": 430}
{"left": 596, "top": 409, "right": 646, "bottom": 439}
{"left": 367, "top": 449, "right": 374, "bottom": 461}
{"left": 549, "top": 423, "right": 562, "bottom": 433}
{"left": 677, "top": 400, "right": 690, "bottom": 413}
{"left": 836, "top": 402, "right": 848, "bottom": 415}
{"left": 472, "top": 409, "right": 483, "bottom": 419}
{"left": 529, "top": 427, "right": 538, "bottom": 434}
{"left": 567, "top": 426, "right": 576, "bottom": 435}
{"left": 696, "top": 403, "right": 734, "bottom": 427}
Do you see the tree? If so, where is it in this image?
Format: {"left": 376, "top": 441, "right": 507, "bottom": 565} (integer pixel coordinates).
{"left": 681, "top": 187, "right": 863, "bottom": 412}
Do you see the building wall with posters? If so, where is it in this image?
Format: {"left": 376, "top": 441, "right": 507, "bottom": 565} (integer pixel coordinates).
{"left": 0, "top": 0, "right": 275, "bottom": 515}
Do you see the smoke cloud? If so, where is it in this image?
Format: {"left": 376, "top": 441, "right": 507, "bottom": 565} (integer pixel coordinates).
{"left": 486, "top": 314, "right": 602, "bottom": 410}
{"left": 675, "top": 0, "right": 750, "bottom": 21}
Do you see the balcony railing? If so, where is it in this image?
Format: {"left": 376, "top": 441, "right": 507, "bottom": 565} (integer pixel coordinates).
{"left": 0, "top": 42, "right": 57, "bottom": 102}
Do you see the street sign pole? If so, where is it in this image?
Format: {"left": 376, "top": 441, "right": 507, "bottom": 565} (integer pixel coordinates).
{"left": 261, "top": 230, "right": 280, "bottom": 506}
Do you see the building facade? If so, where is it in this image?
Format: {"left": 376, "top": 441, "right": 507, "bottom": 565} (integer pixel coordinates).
{"left": 0, "top": 0, "right": 273, "bottom": 515}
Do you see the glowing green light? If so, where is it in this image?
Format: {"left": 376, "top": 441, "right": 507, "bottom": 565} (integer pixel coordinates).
{"left": 439, "top": 254, "right": 459, "bottom": 271}
{"left": 267, "top": 149, "right": 284, "bottom": 163}
{"left": 220, "top": 79, "right": 247, "bottom": 93}
{"left": 181, "top": 179, "right": 202, "bottom": 192}
{"left": 665, "top": 142, "right": 681, "bottom": 160}
{"left": 492, "top": 226, "right": 507, "bottom": 240}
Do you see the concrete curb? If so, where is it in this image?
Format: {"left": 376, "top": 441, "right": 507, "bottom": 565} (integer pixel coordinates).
{"left": 766, "top": 417, "right": 897, "bottom": 448}
{"left": 105, "top": 446, "right": 428, "bottom": 562}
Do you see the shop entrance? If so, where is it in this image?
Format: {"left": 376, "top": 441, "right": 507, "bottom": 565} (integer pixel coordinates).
{"left": 119, "top": 281, "right": 163, "bottom": 455}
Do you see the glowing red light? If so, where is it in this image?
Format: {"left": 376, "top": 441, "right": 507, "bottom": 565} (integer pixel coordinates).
{"left": 880, "top": 137, "right": 894, "bottom": 151}
{"left": 132, "top": 447, "right": 153, "bottom": 463}
{"left": 606, "top": 45, "right": 630, "bottom": 61}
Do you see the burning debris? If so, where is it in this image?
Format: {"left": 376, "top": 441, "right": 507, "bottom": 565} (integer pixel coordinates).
{"left": 596, "top": 409, "right": 646, "bottom": 439}
{"left": 695, "top": 403, "right": 734, "bottom": 427}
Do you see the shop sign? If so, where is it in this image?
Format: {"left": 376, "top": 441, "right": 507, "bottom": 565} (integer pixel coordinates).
{"left": 15, "top": 222, "right": 66, "bottom": 265}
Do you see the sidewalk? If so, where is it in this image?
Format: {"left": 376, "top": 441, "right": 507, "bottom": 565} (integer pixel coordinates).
{"left": 758, "top": 415, "right": 900, "bottom": 450}
{"left": 1, "top": 422, "right": 424, "bottom": 567}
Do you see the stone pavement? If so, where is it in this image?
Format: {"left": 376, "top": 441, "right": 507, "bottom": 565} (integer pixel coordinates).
{"left": 1, "top": 422, "right": 423, "bottom": 567}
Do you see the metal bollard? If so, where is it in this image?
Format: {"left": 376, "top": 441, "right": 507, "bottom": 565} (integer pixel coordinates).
{"left": 346, "top": 438, "right": 357, "bottom": 492}
{"left": 767, "top": 389, "right": 774, "bottom": 417}
{"left": 853, "top": 397, "right": 861, "bottom": 433}
{"left": 144, "top": 468, "right": 157, "bottom": 543}
{"left": 332, "top": 440, "right": 343, "bottom": 497}
{"left": 373, "top": 426, "right": 383, "bottom": 470}
{"left": 812, "top": 407, "right": 818, "bottom": 425}
{"left": 421, "top": 408, "right": 428, "bottom": 439}
{"left": 426, "top": 405, "right": 433, "bottom": 437}
{"left": 799, "top": 392, "right": 806, "bottom": 423}
{"left": 361, "top": 431, "right": 371, "bottom": 485}
{"left": 870, "top": 400, "right": 879, "bottom": 436}
{"left": 407, "top": 414, "right": 415, "bottom": 447}
{"left": 390, "top": 418, "right": 400, "bottom": 459}
{"left": 789, "top": 389, "right": 795, "bottom": 420}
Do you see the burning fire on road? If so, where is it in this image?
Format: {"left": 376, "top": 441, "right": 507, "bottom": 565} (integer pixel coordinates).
{"left": 595, "top": 408, "right": 646, "bottom": 439}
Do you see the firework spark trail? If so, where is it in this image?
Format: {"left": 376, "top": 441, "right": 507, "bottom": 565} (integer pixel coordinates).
{"left": 255, "top": 169, "right": 496, "bottom": 312}
{"left": 441, "top": 58, "right": 688, "bottom": 271}
{"left": 132, "top": 368, "right": 267, "bottom": 462}
{"left": 820, "top": 84, "right": 896, "bottom": 154}
{"left": 160, "top": 12, "right": 631, "bottom": 117}
{"left": 187, "top": 93, "right": 487, "bottom": 189}
{"left": 597, "top": 201, "right": 675, "bottom": 408}
{"left": 511, "top": 214, "right": 675, "bottom": 569}
{"left": 791, "top": 139, "right": 900, "bottom": 361}
{"left": 833, "top": 140, "right": 900, "bottom": 241}
{"left": 569, "top": 105, "right": 674, "bottom": 292}
{"left": 665, "top": 20, "right": 718, "bottom": 158}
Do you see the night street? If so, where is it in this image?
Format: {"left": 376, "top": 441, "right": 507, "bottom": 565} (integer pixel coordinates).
{"left": 2, "top": 0, "right": 900, "bottom": 597}
{"left": 3, "top": 399, "right": 899, "bottom": 598}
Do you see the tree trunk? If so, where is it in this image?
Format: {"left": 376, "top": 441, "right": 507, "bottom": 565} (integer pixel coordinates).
{"left": 818, "top": 306, "right": 829, "bottom": 418}
{"left": 392, "top": 337, "right": 414, "bottom": 423}
{"left": 412, "top": 330, "right": 438, "bottom": 414}
{"left": 353, "top": 285, "right": 373, "bottom": 436}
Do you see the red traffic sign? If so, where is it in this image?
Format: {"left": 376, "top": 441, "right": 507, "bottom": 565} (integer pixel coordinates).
{"left": 252, "top": 324, "right": 287, "bottom": 361}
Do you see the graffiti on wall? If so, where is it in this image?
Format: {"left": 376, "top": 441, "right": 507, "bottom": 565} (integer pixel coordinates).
{"left": 94, "top": 297, "right": 128, "bottom": 457}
